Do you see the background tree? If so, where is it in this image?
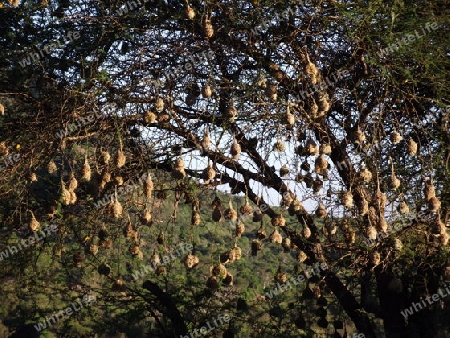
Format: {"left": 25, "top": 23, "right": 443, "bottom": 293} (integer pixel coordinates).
{"left": 0, "top": 0, "right": 449, "bottom": 337}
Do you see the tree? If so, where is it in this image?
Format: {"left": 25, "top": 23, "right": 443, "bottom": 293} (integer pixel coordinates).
{"left": 0, "top": 0, "right": 449, "bottom": 337}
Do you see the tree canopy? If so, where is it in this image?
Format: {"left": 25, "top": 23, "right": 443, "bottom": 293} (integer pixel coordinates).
{"left": 0, "top": 0, "right": 449, "bottom": 337}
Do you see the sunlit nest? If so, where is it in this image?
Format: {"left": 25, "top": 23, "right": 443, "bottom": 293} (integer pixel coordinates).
{"left": 184, "top": 254, "right": 200, "bottom": 269}
{"left": 235, "top": 221, "right": 245, "bottom": 237}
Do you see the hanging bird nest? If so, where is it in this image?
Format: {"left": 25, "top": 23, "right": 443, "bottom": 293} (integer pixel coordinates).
{"left": 302, "top": 225, "right": 312, "bottom": 239}
{"left": 253, "top": 209, "right": 263, "bottom": 222}
{"left": 315, "top": 155, "right": 328, "bottom": 171}
{"left": 304, "top": 173, "right": 314, "bottom": 188}
{"left": 155, "top": 97, "right": 164, "bottom": 112}
{"left": 281, "top": 193, "right": 294, "bottom": 207}
{"left": 85, "top": 244, "right": 98, "bottom": 255}
{"left": 202, "top": 84, "right": 212, "bottom": 98}
{"left": 356, "top": 197, "right": 369, "bottom": 216}
{"left": 271, "top": 214, "right": 286, "bottom": 227}
{"left": 211, "top": 263, "right": 228, "bottom": 279}
{"left": 300, "top": 160, "right": 311, "bottom": 172}
{"left": 315, "top": 204, "right": 327, "bottom": 218}
{"left": 428, "top": 197, "right": 441, "bottom": 212}
{"left": 100, "top": 168, "right": 111, "bottom": 188}
{"left": 206, "top": 276, "right": 219, "bottom": 290}
{"left": 319, "top": 143, "right": 332, "bottom": 155}
{"left": 359, "top": 168, "right": 372, "bottom": 183}
{"left": 256, "top": 226, "right": 266, "bottom": 240}
{"left": 68, "top": 172, "right": 78, "bottom": 191}
{"left": 391, "top": 130, "right": 403, "bottom": 144}
{"left": 251, "top": 239, "right": 262, "bottom": 256}
{"left": 344, "top": 230, "right": 356, "bottom": 244}
{"left": 274, "top": 267, "right": 288, "bottom": 284}
{"left": 155, "top": 266, "right": 167, "bottom": 276}
{"left": 377, "top": 217, "right": 388, "bottom": 233}
{"left": 240, "top": 199, "right": 253, "bottom": 216}
{"left": 366, "top": 226, "right": 377, "bottom": 241}
{"left": 305, "top": 139, "right": 319, "bottom": 156}
{"left": 424, "top": 180, "right": 436, "bottom": 201}
{"left": 231, "top": 245, "right": 242, "bottom": 260}
{"left": 28, "top": 211, "right": 40, "bottom": 232}
{"left": 47, "top": 159, "right": 58, "bottom": 175}
{"left": 297, "top": 250, "right": 308, "bottom": 263}
{"left": 186, "top": 6, "right": 195, "bottom": 20}
{"left": 269, "top": 229, "right": 283, "bottom": 243}
{"left": 115, "top": 176, "right": 124, "bottom": 186}
{"left": 282, "top": 237, "right": 291, "bottom": 252}
{"left": 203, "top": 18, "right": 214, "bottom": 38}
{"left": 151, "top": 252, "right": 161, "bottom": 266}
{"left": 368, "top": 206, "right": 378, "bottom": 226}
{"left": 407, "top": 138, "right": 418, "bottom": 156}
{"left": 202, "top": 127, "right": 211, "bottom": 150}
{"left": 191, "top": 211, "right": 201, "bottom": 226}
{"left": 390, "top": 174, "right": 401, "bottom": 190}
{"left": 265, "top": 84, "right": 278, "bottom": 101}
{"left": 73, "top": 252, "right": 84, "bottom": 267}
{"left": 61, "top": 180, "right": 71, "bottom": 206}
{"left": 397, "top": 201, "right": 410, "bottom": 214}
{"left": 305, "top": 62, "right": 319, "bottom": 84}
{"left": 283, "top": 106, "right": 295, "bottom": 128}
{"left": 230, "top": 139, "right": 241, "bottom": 159}
{"left": 312, "top": 178, "right": 323, "bottom": 194}
{"left": 129, "top": 244, "right": 143, "bottom": 259}
{"left": 157, "top": 232, "right": 165, "bottom": 245}
{"left": 235, "top": 221, "right": 245, "bottom": 237}
{"left": 144, "top": 110, "right": 157, "bottom": 124}
{"left": 101, "top": 150, "right": 111, "bottom": 164}
{"left": 288, "top": 200, "right": 303, "bottom": 216}
{"left": 223, "top": 273, "right": 233, "bottom": 286}
{"left": 184, "top": 254, "right": 200, "bottom": 268}
{"left": 273, "top": 140, "right": 286, "bottom": 152}
{"left": 225, "top": 105, "right": 237, "bottom": 123}
{"left": 354, "top": 128, "right": 366, "bottom": 144}
{"left": 373, "top": 188, "right": 387, "bottom": 211}
{"left": 112, "top": 279, "right": 127, "bottom": 292}
{"left": 140, "top": 210, "right": 152, "bottom": 226}
{"left": 82, "top": 156, "right": 91, "bottom": 181}
{"left": 115, "top": 149, "right": 126, "bottom": 168}
{"left": 172, "top": 157, "right": 186, "bottom": 179}
{"left": 109, "top": 198, "right": 123, "bottom": 218}
{"left": 394, "top": 238, "right": 403, "bottom": 251}
{"left": 143, "top": 174, "right": 154, "bottom": 198}
{"left": 280, "top": 165, "right": 290, "bottom": 177}
{"left": 370, "top": 251, "right": 381, "bottom": 265}
{"left": 212, "top": 207, "right": 223, "bottom": 222}
{"left": 224, "top": 200, "right": 238, "bottom": 221}
{"left": 30, "top": 172, "right": 38, "bottom": 182}
{"left": 123, "top": 222, "right": 136, "bottom": 238}
{"left": 342, "top": 191, "right": 353, "bottom": 209}
{"left": 202, "top": 164, "right": 216, "bottom": 183}
{"left": 99, "top": 238, "right": 113, "bottom": 249}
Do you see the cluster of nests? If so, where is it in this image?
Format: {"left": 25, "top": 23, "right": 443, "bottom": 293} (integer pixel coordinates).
{"left": 185, "top": 6, "right": 214, "bottom": 39}
{"left": 272, "top": 126, "right": 444, "bottom": 246}
{"left": 272, "top": 138, "right": 333, "bottom": 196}
{"left": 206, "top": 246, "right": 242, "bottom": 290}
{"left": 27, "top": 148, "right": 126, "bottom": 230}
{"left": 208, "top": 194, "right": 316, "bottom": 284}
